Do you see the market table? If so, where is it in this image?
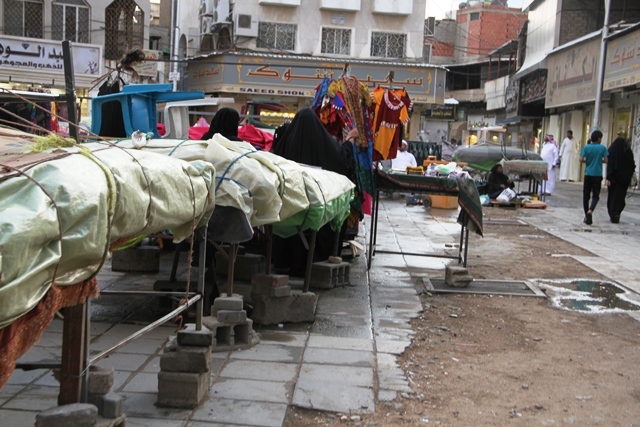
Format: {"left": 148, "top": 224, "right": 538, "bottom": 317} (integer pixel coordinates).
{"left": 367, "top": 169, "right": 484, "bottom": 269}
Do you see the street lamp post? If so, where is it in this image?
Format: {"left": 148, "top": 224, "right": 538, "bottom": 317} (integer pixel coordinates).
{"left": 592, "top": 0, "right": 611, "bottom": 132}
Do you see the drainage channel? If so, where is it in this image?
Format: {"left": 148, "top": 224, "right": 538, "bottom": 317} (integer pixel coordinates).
{"left": 535, "top": 279, "right": 640, "bottom": 313}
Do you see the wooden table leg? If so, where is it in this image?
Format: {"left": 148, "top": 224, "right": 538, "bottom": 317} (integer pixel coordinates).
{"left": 58, "top": 302, "right": 87, "bottom": 405}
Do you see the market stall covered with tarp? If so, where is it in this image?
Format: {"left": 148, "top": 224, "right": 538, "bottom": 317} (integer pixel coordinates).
{"left": 453, "top": 145, "right": 542, "bottom": 172}
{"left": 0, "top": 132, "right": 216, "bottom": 387}
{"left": 112, "top": 135, "right": 355, "bottom": 237}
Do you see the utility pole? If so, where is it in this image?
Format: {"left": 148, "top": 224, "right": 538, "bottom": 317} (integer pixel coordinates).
{"left": 170, "top": 0, "right": 180, "bottom": 91}
{"left": 592, "top": 0, "right": 611, "bottom": 131}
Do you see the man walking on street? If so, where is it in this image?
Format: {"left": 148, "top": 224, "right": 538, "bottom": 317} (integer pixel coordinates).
{"left": 579, "top": 130, "right": 608, "bottom": 225}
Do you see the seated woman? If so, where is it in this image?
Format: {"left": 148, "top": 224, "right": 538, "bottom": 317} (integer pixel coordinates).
{"left": 487, "top": 163, "right": 515, "bottom": 199}
{"left": 200, "top": 107, "right": 242, "bottom": 141}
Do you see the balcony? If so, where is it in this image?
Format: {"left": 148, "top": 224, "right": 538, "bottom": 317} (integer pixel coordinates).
{"left": 372, "top": 0, "right": 412, "bottom": 15}
{"left": 258, "top": 0, "right": 300, "bottom": 6}
{"left": 320, "top": 0, "right": 361, "bottom": 11}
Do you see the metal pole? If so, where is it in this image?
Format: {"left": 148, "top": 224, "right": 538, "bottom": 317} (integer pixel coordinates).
{"left": 592, "top": 0, "right": 611, "bottom": 131}
{"left": 303, "top": 230, "right": 318, "bottom": 293}
{"left": 61, "top": 41, "right": 78, "bottom": 142}
{"left": 171, "top": 0, "right": 180, "bottom": 91}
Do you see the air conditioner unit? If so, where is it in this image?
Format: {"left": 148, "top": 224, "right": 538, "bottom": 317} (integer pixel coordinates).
{"left": 200, "top": 0, "right": 213, "bottom": 16}
{"left": 235, "top": 13, "right": 258, "bottom": 38}
{"left": 201, "top": 17, "right": 214, "bottom": 34}
{"left": 212, "top": 0, "right": 230, "bottom": 24}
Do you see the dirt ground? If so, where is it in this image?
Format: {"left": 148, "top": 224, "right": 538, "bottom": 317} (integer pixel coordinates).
{"left": 284, "top": 208, "right": 640, "bottom": 426}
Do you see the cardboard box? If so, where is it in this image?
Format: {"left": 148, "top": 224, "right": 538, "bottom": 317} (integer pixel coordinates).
{"left": 429, "top": 195, "right": 458, "bottom": 209}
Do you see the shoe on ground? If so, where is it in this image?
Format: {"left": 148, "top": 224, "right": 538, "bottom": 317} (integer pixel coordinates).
{"left": 585, "top": 212, "right": 593, "bottom": 225}
{"left": 611, "top": 215, "right": 620, "bottom": 224}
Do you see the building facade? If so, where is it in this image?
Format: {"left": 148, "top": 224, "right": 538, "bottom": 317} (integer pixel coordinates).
{"left": 0, "top": 0, "right": 152, "bottom": 119}
{"left": 180, "top": 0, "right": 443, "bottom": 128}
{"left": 424, "top": 2, "right": 526, "bottom": 143}
{"left": 508, "top": 0, "right": 640, "bottom": 166}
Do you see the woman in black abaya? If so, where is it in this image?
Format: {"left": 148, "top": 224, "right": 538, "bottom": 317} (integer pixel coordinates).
{"left": 487, "top": 164, "right": 515, "bottom": 199}
{"left": 606, "top": 137, "right": 636, "bottom": 223}
{"left": 201, "top": 107, "right": 242, "bottom": 141}
{"left": 271, "top": 108, "right": 357, "bottom": 276}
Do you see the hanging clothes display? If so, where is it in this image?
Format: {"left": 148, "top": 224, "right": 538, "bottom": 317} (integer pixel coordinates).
{"left": 371, "top": 86, "right": 413, "bottom": 161}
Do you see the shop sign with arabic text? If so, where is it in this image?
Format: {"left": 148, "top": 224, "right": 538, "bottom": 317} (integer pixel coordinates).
{"left": 603, "top": 29, "right": 640, "bottom": 91}
{"left": 0, "top": 35, "right": 101, "bottom": 77}
{"left": 188, "top": 54, "right": 443, "bottom": 104}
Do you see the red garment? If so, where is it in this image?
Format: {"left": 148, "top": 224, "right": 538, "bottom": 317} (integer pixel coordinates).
{"left": 188, "top": 126, "right": 209, "bottom": 140}
{"left": 238, "top": 124, "right": 274, "bottom": 151}
{"left": 371, "top": 88, "right": 410, "bottom": 161}
{"left": 157, "top": 123, "right": 166, "bottom": 136}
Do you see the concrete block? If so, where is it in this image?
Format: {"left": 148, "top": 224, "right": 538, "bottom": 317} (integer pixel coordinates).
{"left": 217, "top": 309, "right": 247, "bottom": 323}
{"left": 215, "top": 252, "right": 266, "bottom": 280}
{"left": 211, "top": 294, "right": 244, "bottom": 317}
{"left": 88, "top": 392, "right": 123, "bottom": 419}
{"left": 88, "top": 366, "right": 114, "bottom": 395}
{"left": 445, "top": 265, "right": 471, "bottom": 287}
{"left": 160, "top": 345, "right": 211, "bottom": 373}
{"left": 252, "top": 284, "right": 292, "bottom": 298}
{"left": 177, "top": 323, "right": 214, "bottom": 347}
{"left": 449, "top": 275, "right": 474, "bottom": 288}
{"left": 251, "top": 274, "right": 289, "bottom": 287}
{"left": 309, "top": 261, "right": 350, "bottom": 289}
{"left": 201, "top": 316, "right": 260, "bottom": 352}
{"left": 251, "top": 290, "right": 318, "bottom": 325}
{"left": 35, "top": 403, "right": 98, "bottom": 427}
{"left": 157, "top": 371, "right": 210, "bottom": 409}
{"left": 111, "top": 245, "right": 160, "bottom": 273}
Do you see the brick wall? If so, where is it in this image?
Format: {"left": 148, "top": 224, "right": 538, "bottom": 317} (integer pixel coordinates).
{"left": 558, "top": 10, "right": 596, "bottom": 46}
{"left": 457, "top": 5, "right": 527, "bottom": 59}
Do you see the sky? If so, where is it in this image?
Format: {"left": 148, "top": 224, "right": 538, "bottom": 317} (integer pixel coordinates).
{"left": 425, "top": 0, "right": 526, "bottom": 19}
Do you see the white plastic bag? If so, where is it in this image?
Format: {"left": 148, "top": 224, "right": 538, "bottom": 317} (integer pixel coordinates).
{"left": 496, "top": 188, "right": 516, "bottom": 203}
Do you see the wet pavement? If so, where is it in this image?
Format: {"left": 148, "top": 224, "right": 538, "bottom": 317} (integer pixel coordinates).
{"left": 3, "top": 180, "right": 640, "bottom": 426}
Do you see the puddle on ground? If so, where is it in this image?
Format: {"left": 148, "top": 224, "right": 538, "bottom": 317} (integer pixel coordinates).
{"left": 534, "top": 279, "right": 640, "bottom": 313}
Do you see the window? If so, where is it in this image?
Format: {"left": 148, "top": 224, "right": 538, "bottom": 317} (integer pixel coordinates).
{"left": 3, "top": 0, "right": 43, "bottom": 38}
{"left": 370, "top": 32, "right": 406, "bottom": 58}
{"left": 105, "top": 0, "right": 144, "bottom": 60}
{"left": 470, "top": 12, "right": 479, "bottom": 21}
{"left": 424, "top": 17, "right": 435, "bottom": 38}
{"left": 423, "top": 44, "right": 432, "bottom": 63}
{"left": 52, "top": 0, "right": 90, "bottom": 43}
{"left": 257, "top": 22, "right": 296, "bottom": 51}
{"left": 321, "top": 27, "right": 351, "bottom": 55}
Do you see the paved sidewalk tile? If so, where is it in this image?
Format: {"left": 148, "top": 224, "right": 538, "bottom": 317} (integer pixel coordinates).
{"left": 292, "top": 376, "right": 374, "bottom": 413}
{"left": 210, "top": 378, "right": 291, "bottom": 404}
{"left": 302, "top": 348, "right": 373, "bottom": 368}
{"left": 306, "top": 335, "right": 372, "bottom": 351}
{"left": 191, "top": 398, "right": 287, "bottom": 426}
{"left": 219, "top": 360, "right": 298, "bottom": 382}
{"left": 227, "top": 344, "right": 303, "bottom": 363}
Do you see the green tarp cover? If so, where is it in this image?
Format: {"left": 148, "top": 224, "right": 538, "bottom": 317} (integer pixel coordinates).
{"left": 0, "top": 140, "right": 215, "bottom": 329}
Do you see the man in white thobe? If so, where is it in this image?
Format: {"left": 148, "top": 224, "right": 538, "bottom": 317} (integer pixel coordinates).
{"left": 391, "top": 140, "right": 417, "bottom": 170}
{"left": 539, "top": 134, "right": 559, "bottom": 194}
{"left": 559, "top": 130, "right": 579, "bottom": 181}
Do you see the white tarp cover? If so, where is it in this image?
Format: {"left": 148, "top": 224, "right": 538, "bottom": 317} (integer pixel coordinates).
{"left": 0, "top": 139, "right": 215, "bottom": 329}
{"left": 114, "top": 135, "right": 355, "bottom": 235}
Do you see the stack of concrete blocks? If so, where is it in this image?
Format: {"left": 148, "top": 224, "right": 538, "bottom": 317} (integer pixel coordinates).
{"left": 85, "top": 366, "right": 125, "bottom": 426}
{"left": 202, "top": 294, "right": 260, "bottom": 352}
{"left": 250, "top": 274, "right": 318, "bottom": 325}
{"left": 445, "top": 265, "right": 474, "bottom": 288}
{"left": 36, "top": 370, "right": 126, "bottom": 427}
{"left": 214, "top": 251, "right": 267, "bottom": 281}
{"left": 309, "top": 260, "right": 351, "bottom": 289}
{"left": 157, "top": 324, "right": 213, "bottom": 409}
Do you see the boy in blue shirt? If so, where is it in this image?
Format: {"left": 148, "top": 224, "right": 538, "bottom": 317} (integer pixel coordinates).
{"left": 579, "top": 130, "right": 609, "bottom": 225}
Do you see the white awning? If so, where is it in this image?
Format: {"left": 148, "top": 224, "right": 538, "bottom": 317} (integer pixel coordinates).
{"left": 444, "top": 97, "right": 459, "bottom": 105}
{"left": 512, "top": 49, "right": 548, "bottom": 81}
